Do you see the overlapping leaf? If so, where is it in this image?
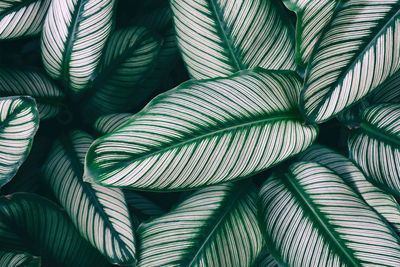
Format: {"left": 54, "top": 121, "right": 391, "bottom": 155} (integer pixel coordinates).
{"left": 301, "top": 1, "right": 400, "bottom": 122}
{"left": 84, "top": 69, "right": 318, "bottom": 190}
{"left": 42, "top": 130, "right": 136, "bottom": 265}
{"left": 349, "top": 103, "right": 400, "bottom": 197}
{"left": 252, "top": 247, "right": 279, "bottom": 267}
{"left": 170, "top": 0, "right": 296, "bottom": 79}
{"left": 41, "top": 0, "right": 116, "bottom": 93}
{"left": 0, "top": 193, "right": 108, "bottom": 266}
{"left": 0, "top": 250, "right": 40, "bottom": 267}
{"left": 94, "top": 113, "right": 132, "bottom": 135}
{"left": 138, "top": 182, "right": 263, "bottom": 266}
{"left": 259, "top": 162, "right": 400, "bottom": 266}
{"left": 0, "top": 96, "right": 39, "bottom": 188}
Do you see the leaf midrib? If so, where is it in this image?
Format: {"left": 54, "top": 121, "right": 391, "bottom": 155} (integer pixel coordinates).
{"left": 360, "top": 121, "right": 400, "bottom": 147}
{"left": 0, "top": 0, "right": 39, "bottom": 19}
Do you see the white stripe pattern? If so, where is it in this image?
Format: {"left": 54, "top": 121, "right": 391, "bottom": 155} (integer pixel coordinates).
{"left": 94, "top": 113, "right": 132, "bottom": 135}
{"left": 301, "top": 0, "right": 400, "bottom": 122}
{"left": 170, "top": 0, "right": 296, "bottom": 79}
{"left": 0, "top": 250, "right": 40, "bottom": 266}
{"left": 84, "top": 69, "right": 318, "bottom": 190}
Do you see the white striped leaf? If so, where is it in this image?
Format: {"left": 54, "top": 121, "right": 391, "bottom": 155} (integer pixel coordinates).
{"left": 300, "top": 144, "right": 400, "bottom": 233}
{"left": 300, "top": 1, "right": 400, "bottom": 123}
{"left": 349, "top": 104, "right": 400, "bottom": 198}
{"left": 42, "top": 130, "right": 136, "bottom": 265}
{"left": 282, "top": 0, "right": 339, "bottom": 66}
{"left": 258, "top": 162, "right": 400, "bottom": 266}
{"left": 0, "top": 96, "right": 39, "bottom": 189}
{"left": 41, "top": 0, "right": 116, "bottom": 93}
{"left": 170, "top": 0, "right": 296, "bottom": 79}
{"left": 0, "top": 0, "right": 51, "bottom": 39}
{"left": 138, "top": 182, "right": 263, "bottom": 266}
{"left": 0, "top": 251, "right": 40, "bottom": 267}
{"left": 94, "top": 113, "right": 132, "bottom": 135}
{"left": 0, "top": 193, "right": 108, "bottom": 266}
{"left": 252, "top": 247, "right": 279, "bottom": 267}
{"left": 85, "top": 27, "right": 161, "bottom": 116}
{"left": 84, "top": 69, "right": 318, "bottom": 190}
{"left": 0, "top": 69, "right": 64, "bottom": 119}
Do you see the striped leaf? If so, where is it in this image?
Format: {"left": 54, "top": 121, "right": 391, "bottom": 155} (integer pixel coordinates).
{"left": 170, "top": 0, "right": 296, "bottom": 79}
{"left": 138, "top": 182, "right": 263, "bottom": 266}
{"left": 0, "top": 193, "right": 108, "bottom": 266}
{"left": 0, "top": 0, "right": 51, "bottom": 39}
{"left": 282, "top": 0, "right": 339, "bottom": 66}
{"left": 0, "top": 69, "right": 64, "bottom": 119}
{"left": 349, "top": 104, "right": 400, "bottom": 198}
{"left": 42, "top": 130, "right": 136, "bottom": 265}
{"left": 258, "top": 162, "right": 400, "bottom": 266}
{"left": 300, "top": 1, "right": 400, "bottom": 123}
{"left": 0, "top": 251, "right": 40, "bottom": 267}
{"left": 94, "top": 113, "right": 132, "bottom": 135}
{"left": 252, "top": 247, "right": 279, "bottom": 267}
{"left": 84, "top": 69, "right": 318, "bottom": 191}
{"left": 41, "top": 0, "right": 116, "bottom": 93}
{"left": 85, "top": 27, "right": 161, "bottom": 116}
{"left": 300, "top": 144, "right": 400, "bottom": 233}
{"left": 0, "top": 96, "right": 39, "bottom": 189}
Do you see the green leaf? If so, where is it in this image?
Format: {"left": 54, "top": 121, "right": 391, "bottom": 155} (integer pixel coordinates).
{"left": 137, "top": 182, "right": 263, "bottom": 266}
{"left": 349, "top": 103, "right": 400, "bottom": 198}
{"left": 85, "top": 27, "right": 161, "bottom": 116}
{"left": 0, "top": 250, "right": 40, "bottom": 267}
{"left": 94, "top": 113, "right": 132, "bottom": 135}
{"left": 300, "top": 144, "right": 400, "bottom": 233}
{"left": 258, "top": 162, "right": 400, "bottom": 266}
{"left": 282, "top": 0, "right": 339, "bottom": 66}
{"left": 170, "top": 0, "right": 296, "bottom": 79}
{"left": 0, "top": 69, "right": 64, "bottom": 119}
{"left": 41, "top": 0, "right": 116, "bottom": 93}
{"left": 252, "top": 247, "right": 279, "bottom": 267}
{"left": 300, "top": 1, "right": 400, "bottom": 123}
{"left": 0, "top": 193, "right": 108, "bottom": 266}
{"left": 84, "top": 69, "right": 318, "bottom": 191}
{"left": 0, "top": 0, "right": 51, "bottom": 39}
{"left": 124, "top": 190, "right": 165, "bottom": 222}
{"left": 0, "top": 96, "right": 39, "bottom": 189}
{"left": 42, "top": 130, "right": 136, "bottom": 265}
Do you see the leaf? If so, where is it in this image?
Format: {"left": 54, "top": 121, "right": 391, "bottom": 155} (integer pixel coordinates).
{"left": 85, "top": 26, "right": 161, "bottom": 116}
{"left": 348, "top": 103, "right": 400, "bottom": 198}
{"left": 137, "top": 182, "right": 263, "bottom": 266}
{"left": 0, "top": 69, "right": 64, "bottom": 119}
{"left": 94, "top": 113, "right": 132, "bottom": 135}
{"left": 84, "top": 69, "right": 318, "bottom": 191}
{"left": 124, "top": 190, "right": 165, "bottom": 221}
{"left": 0, "top": 96, "right": 39, "bottom": 189}
{"left": 0, "top": 250, "right": 40, "bottom": 267}
{"left": 300, "top": 144, "right": 400, "bottom": 233}
{"left": 0, "top": 0, "right": 51, "bottom": 39}
{"left": 258, "top": 161, "right": 400, "bottom": 266}
{"left": 300, "top": 1, "right": 400, "bottom": 123}
{"left": 41, "top": 0, "right": 116, "bottom": 93}
{"left": 170, "top": 0, "right": 296, "bottom": 79}
{"left": 252, "top": 247, "right": 279, "bottom": 267}
{"left": 0, "top": 193, "right": 108, "bottom": 266}
{"left": 42, "top": 130, "right": 136, "bottom": 265}
{"left": 282, "top": 0, "right": 339, "bottom": 66}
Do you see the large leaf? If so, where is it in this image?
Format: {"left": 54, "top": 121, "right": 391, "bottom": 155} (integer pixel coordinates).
{"left": 0, "top": 0, "right": 51, "bottom": 39}
{"left": 300, "top": 144, "right": 400, "bottom": 233}
{"left": 0, "top": 96, "right": 39, "bottom": 189}
{"left": 137, "top": 182, "right": 263, "bottom": 266}
{"left": 42, "top": 130, "right": 136, "bottom": 265}
{"left": 41, "top": 0, "right": 116, "bottom": 93}
{"left": 300, "top": 1, "right": 400, "bottom": 123}
{"left": 282, "top": 0, "right": 339, "bottom": 66}
{"left": 0, "top": 193, "right": 108, "bottom": 266}
{"left": 94, "top": 113, "right": 132, "bottom": 135}
{"left": 170, "top": 0, "right": 296, "bottom": 79}
{"left": 258, "top": 162, "right": 400, "bottom": 266}
{"left": 84, "top": 69, "right": 318, "bottom": 191}
{"left": 349, "top": 103, "right": 400, "bottom": 198}
{"left": 0, "top": 250, "right": 40, "bottom": 267}
{"left": 0, "top": 69, "right": 64, "bottom": 119}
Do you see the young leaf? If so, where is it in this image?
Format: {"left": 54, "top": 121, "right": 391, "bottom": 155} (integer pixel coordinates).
{"left": 170, "top": 0, "right": 296, "bottom": 79}
{"left": 137, "top": 182, "right": 263, "bottom": 266}
{"left": 258, "top": 162, "right": 400, "bottom": 266}
{"left": 84, "top": 69, "right": 318, "bottom": 191}
{"left": 42, "top": 130, "right": 136, "bottom": 265}
{"left": 0, "top": 96, "right": 39, "bottom": 189}
{"left": 0, "top": 193, "right": 108, "bottom": 266}
{"left": 94, "top": 113, "right": 132, "bottom": 135}
{"left": 0, "top": 250, "right": 40, "bottom": 267}
{"left": 41, "top": 0, "right": 116, "bottom": 93}
{"left": 300, "top": 1, "right": 400, "bottom": 123}
{"left": 349, "top": 104, "right": 400, "bottom": 198}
